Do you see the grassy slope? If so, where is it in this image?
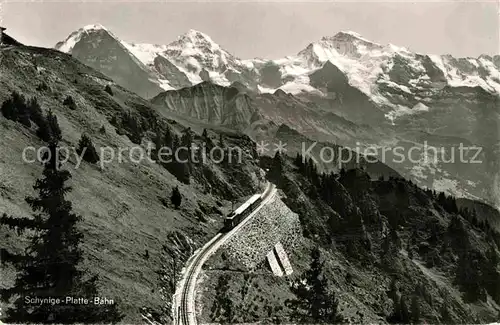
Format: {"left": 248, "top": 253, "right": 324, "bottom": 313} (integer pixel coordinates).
{"left": 0, "top": 45, "right": 259, "bottom": 322}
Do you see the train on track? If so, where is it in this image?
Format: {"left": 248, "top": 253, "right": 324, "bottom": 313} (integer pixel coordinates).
{"left": 223, "top": 192, "right": 264, "bottom": 232}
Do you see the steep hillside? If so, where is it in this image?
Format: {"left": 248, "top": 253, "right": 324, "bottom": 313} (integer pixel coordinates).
{"left": 0, "top": 42, "right": 262, "bottom": 323}
{"left": 239, "top": 154, "right": 500, "bottom": 324}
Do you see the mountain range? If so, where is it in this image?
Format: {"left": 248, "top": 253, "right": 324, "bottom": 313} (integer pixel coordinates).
{"left": 1, "top": 22, "right": 500, "bottom": 324}
{"left": 54, "top": 24, "right": 500, "bottom": 210}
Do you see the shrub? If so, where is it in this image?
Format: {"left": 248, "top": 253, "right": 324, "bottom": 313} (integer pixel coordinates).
{"left": 63, "top": 95, "right": 77, "bottom": 110}
{"left": 36, "top": 82, "right": 49, "bottom": 92}
{"left": 104, "top": 85, "right": 114, "bottom": 96}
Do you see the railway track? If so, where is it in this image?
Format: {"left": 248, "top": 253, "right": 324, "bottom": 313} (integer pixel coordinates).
{"left": 175, "top": 183, "right": 276, "bottom": 325}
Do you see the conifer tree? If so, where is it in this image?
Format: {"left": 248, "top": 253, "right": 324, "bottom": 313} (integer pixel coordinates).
{"left": 36, "top": 109, "right": 62, "bottom": 143}
{"left": 411, "top": 295, "right": 420, "bottom": 322}
{"left": 270, "top": 151, "right": 283, "bottom": 183}
{"left": 440, "top": 301, "right": 453, "bottom": 324}
{"left": 286, "top": 247, "right": 342, "bottom": 323}
{"left": 76, "top": 134, "right": 99, "bottom": 164}
{"left": 180, "top": 129, "right": 193, "bottom": 165}
{"left": 27, "top": 97, "right": 44, "bottom": 127}
{"left": 152, "top": 131, "right": 164, "bottom": 161}
{"left": 164, "top": 127, "right": 174, "bottom": 150}
{"left": 400, "top": 296, "right": 411, "bottom": 324}
{"left": 0, "top": 143, "right": 123, "bottom": 323}
{"left": 202, "top": 128, "right": 214, "bottom": 150}
{"left": 171, "top": 186, "right": 182, "bottom": 209}
{"left": 1, "top": 91, "right": 31, "bottom": 127}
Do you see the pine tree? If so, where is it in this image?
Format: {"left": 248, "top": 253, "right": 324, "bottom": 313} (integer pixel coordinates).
{"left": 180, "top": 129, "right": 193, "bottom": 164}
{"left": 48, "top": 110, "right": 62, "bottom": 142}
{"left": 35, "top": 109, "right": 62, "bottom": 143}
{"left": 27, "top": 97, "right": 44, "bottom": 127}
{"left": 387, "top": 278, "right": 398, "bottom": 302}
{"left": 400, "top": 296, "right": 411, "bottom": 324}
{"left": 202, "top": 128, "right": 214, "bottom": 150}
{"left": 164, "top": 127, "right": 174, "bottom": 150}
{"left": 411, "top": 295, "right": 420, "bottom": 322}
{"left": 286, "top": 247, "right": 342, "bottom": 323}
{"left": 76, "top": 134, "right": 99, "bottom": 164}
{"left": 152, "top": 131, "right": 164, "bottom": 161}
{"left": 440, "top": 301, "right": 453, "bottom": 324}
{"left": 171, "top": 186, "right": 182, "bottom": 209}
{"left": 0, "top": 143, "right": 123, "bottom": 323}
{"left": 1, "top": 91, "right": 31, "bottom": 127}
{"left": 122, "top": 112, "right": 142, "bottom": 144}
{"left": 270, "top": 151, "right": 283, "bottom": 183}
{"left": 1, "top": 92, "right": 18, "bottom": 121}
{"left": 455, "top": 248, "right": 486, "bottom": 302}
{"left": 294, "top": 153, "right": 304, "bottom": 169}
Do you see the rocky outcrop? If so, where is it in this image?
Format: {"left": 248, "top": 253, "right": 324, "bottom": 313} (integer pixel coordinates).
{"left": 151, "top": 82, "right": 256, "bottom": 126}
{"left": 153, "top": 55, "right": 191, "bottom": 88}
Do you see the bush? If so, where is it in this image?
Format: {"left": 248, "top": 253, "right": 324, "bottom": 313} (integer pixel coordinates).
{"left": 36, "top": 82, "right": 49, "bottom": 92}
{"left": 104, "top": 85, "right": 114, "bottom": 96}
{"left": 63, "top": 95, "right": 77, "bottom": 110}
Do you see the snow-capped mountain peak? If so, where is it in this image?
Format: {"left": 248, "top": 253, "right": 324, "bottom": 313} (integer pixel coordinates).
{"left": 54, "top": 23, "right": 116, "bottom": 53}
{"left": 327, "top": 31, "right": 379, "bottom": 46}
{"left": 165, "top": 28, "right": 233, "bottom": 63}
{"left": 82, "top": 23, "right": 109, "bottom": 32}
{"left": 54, "top": 26, "right": 500, "bottom": 116}
{"left": 174, "top": 29, "right": 221, "bottom": 51}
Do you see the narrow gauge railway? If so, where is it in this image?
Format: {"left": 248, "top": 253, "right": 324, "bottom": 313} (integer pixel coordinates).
{"left": 222, "top": 193, "right": 263, "bottom": 232}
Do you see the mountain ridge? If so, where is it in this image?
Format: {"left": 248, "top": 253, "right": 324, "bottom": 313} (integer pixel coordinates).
{"left": 54, "top": 25, "right": 500, "bottom": 107}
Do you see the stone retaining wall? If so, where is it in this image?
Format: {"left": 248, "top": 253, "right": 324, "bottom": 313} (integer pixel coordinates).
{"left": 221, "top": 194, "right": 302, "bottom": 269}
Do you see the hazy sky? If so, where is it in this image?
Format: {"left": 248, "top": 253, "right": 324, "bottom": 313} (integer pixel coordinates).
{"left": 2, "top": 1, "right": 498, "bottom": 58}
